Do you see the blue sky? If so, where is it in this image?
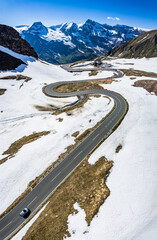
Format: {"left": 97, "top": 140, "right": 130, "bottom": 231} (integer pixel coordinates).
{"left": 0, "top": 0, "right": 157, "bottom": 29}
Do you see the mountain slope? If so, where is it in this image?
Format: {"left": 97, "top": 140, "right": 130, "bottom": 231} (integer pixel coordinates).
{"left": 0, "top": 51, "right": 25, "bottom": 71}
{"left": 15, "top": 20, "right": 145, "bottom": 64}
{"left": 0, "top": 24, "right": 38, "bottom": 58}
{"left": 106, "top": 30, "right": 157, "bottom": 58}
{"left": 0, "top": 24, "right": 38, "bottom": 71}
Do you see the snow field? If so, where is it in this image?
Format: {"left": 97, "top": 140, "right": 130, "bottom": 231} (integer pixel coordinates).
{"left": 66, "top": 58, "right": 157, "bottom": 240}
{"left": 0, "top": 57, "right": 113, "bottom": 214}
{"left": 1, "top": 48, "right": 157, "bottom": 240}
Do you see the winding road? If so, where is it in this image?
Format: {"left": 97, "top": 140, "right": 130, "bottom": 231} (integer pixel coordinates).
{"left": 0, "top": 63, "right": 127, "bottom": 240}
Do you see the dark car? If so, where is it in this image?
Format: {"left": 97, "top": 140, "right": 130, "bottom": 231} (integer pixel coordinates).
{"left": 19, "top": 208, "right": 31, "bottom": 218}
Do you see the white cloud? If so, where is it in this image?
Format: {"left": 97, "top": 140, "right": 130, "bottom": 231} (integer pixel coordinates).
{"left": 107, "top": 17, "right": 120, "bottom": 21}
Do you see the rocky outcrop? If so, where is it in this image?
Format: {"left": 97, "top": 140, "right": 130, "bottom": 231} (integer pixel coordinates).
{"left": 0, "top": 51, "right": 25, "bottom": 71}
{"left": 0, "top": 24, "right": 38, "bottom": 58}
{"left": 133, "top": 80, "right": 157, "bottom": 95}
{"left": 106, "top": 30, "right": 157, "bottom": 58}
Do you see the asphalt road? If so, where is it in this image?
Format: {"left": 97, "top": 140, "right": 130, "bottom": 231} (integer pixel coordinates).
{"left": 0, "top": 64, "right": 127, "bottom": 240}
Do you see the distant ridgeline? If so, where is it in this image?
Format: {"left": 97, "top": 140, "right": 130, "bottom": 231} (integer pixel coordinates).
{"left": 106, "top": 30, "right": 157, "bottom": 58}
{"left": 15, "top": 20, "right": 145, "bottom": 64}
{"left": 0, "top": 24, "right": 38, "bottom": 71}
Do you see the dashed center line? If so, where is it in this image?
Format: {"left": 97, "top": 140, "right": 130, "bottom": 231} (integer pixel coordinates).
{"left": 92, "top": 133, "right": 100, "bottom": 141}
{"left": 27, "top": 196, "right": 37, "bottom": 207}
{"left": 51, "top": 172, "right": 61, "bottom": 182}
{"left": 0, "top": 221, "right": 12, "bottom": 232}
{"left": 74, "top": 151, "right": 82, "bottom": 159}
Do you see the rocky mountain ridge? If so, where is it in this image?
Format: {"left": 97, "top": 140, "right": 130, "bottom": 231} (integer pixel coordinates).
{"left": 106, "top": 29, "right": 157, "bottom": 58}
{"left": 0, "top": 24, "right": 38, "bottom": 71}
{"left": 0, "top": 24, "right": 38, "bottom": 58}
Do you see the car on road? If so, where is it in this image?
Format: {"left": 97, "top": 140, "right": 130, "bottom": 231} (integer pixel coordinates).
{"left": 19, "top": 208, "right": 31, "bottom": 218}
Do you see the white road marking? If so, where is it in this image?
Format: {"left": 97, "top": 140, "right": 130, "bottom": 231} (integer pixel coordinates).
{"left": 51, "top": 172, "right": 61, "bottom": 182}
{"left": 92, "top": 133, "right": 100, "bottom": 141}
{"left": 74, "top": 151, "right": 82, "bottom": 159}
{"left": 27, "top": 196, "right": 37, "bottom": 207}
{"left": 65, "top": 161, "right": 72, "bottom": 168}
{"left": 0, "top": 221, "right": 12, "bottom": 232}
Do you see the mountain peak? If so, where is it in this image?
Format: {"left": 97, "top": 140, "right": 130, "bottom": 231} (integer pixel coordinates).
{"left": 27, "top": 22, "right": 48, "bottom": 36}
{"left": 31, "top": 21, "right": 44, "bottom": 26}
{"left": 85, "top": 19, "right": 95, "bottom": 24}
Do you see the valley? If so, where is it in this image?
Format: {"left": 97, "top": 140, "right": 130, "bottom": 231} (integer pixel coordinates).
{"left": 0, "top": 19, "right": 157, "bottom": 240}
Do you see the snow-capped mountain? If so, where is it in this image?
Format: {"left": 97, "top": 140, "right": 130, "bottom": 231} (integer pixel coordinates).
{"left": 15, "top": 19, "right": 145, "bottom": 64}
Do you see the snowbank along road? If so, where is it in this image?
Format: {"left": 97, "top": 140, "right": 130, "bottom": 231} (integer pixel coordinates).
{"left": 0, "top": 63, "right": 128, "bottom": 240}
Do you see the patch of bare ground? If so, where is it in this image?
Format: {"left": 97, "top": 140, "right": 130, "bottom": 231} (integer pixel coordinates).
{"left": 0, "top": 74, "right": 32, "bottom": 88}
{"left": 88, "top": 70, "right": 99, "bottom": 76}
{"left": 70, "top": 60, "right": 85, "bottom": 67}
{"left": 54, "top": 95, "right": 89, "bottom": 115}
{"left": 34, "top": 104, "right": 58, "bottom": 111}
{"left": 0, "top": 74, "right": 32, "bottom": 81}
{"left": 0, "top": 88, "right": 6, "bottom": 95}
{"left": 0, "top": 131, "right": 50, "bottom": 165}
{"left": 130, "top": 77, "right": 136, "bottom": 80}
{"left": 100, "top": 56, "right": 112, "bottom": 61}
{"left": 103, "top": 96, "right": 111, "bottom": 104}
{"left": 54, "top": 79, "right": 113, "bottom": 94}
{"left": 57, "top": 118, "right": 63, "bottom": 122}
{"left": 120, "top": 69, "right": 157, "bottom": 78}
{"left": 23, "top": 156, "right": 113, "bottom": 240}
{"left": 72, "top": 131, "right": 79, "bottom": 138}
{"left": 93, "top": 94, "right": 101, "bottom": 98}
{"left": 54, "top": 81, "right": 103, "bottom": 93}
{"left": 133, "top": 80, "right": 157, "bottom": 95}
{"left": 115, "top": 144, "right": 122, "bottom": 153}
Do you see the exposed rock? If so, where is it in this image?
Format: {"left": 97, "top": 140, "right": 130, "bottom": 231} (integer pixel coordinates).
{"left": 0, "top": 24, "right": 38, "bottom": 58}
{"left": 133, "top": 80, "right": 157, "bottom": 95}
{"left": 106, "top": 30, "right": 157, "bottom": 58}
{"left": 0, "top": 51, "right": 25, "bottom": 71}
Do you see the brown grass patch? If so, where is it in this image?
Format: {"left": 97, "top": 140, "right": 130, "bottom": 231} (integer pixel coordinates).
{"left": 35, "top": 104, "right": 58, "bottom": 111}
{"left": 92, "top": 94, "right": 101, "bottom": 98}
{"left": 0, "top": 74, "right": 32, "bottom": 89}
{"left": 115, "top": 144, "right": 122, "bottom": 153}
{"left": 23, "top": 156, "right": 113, "bottom": 240}
{"left": 133, "top": 80, "right": 157, "bottom": 95}
{"left": 96, "top": 78, "right": 113, "bottom": 84}
{"left": 0, "top": 88, "right": 6, "bottom": 95}
{"left": 88, "top": 70, "right": 99, "bottom": 76}
{"left": 57, "top": 118, "right": 63, "bottom": 122}
{"left": 54, "top": 81, "right": 103, "bottom": 93}
{"left": 0, "top": 74, "right": 32, "bottom": 81}
{"left": 120, "top": 69, "right": 157, "bottom": 78}
{"left": 0, "top": 131, "right": 50, "bottom": 165}
{"left": 72, "top": 131, "right": 79, "bottom": 138}
{"left": 53, "top": 79, "right": 113, "bottom": 95}
{"left": 70, "top": 60, "right": 85, "bottom": 67}
{"left": 54, "top": 95, "right": 89, "bottom": 115}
